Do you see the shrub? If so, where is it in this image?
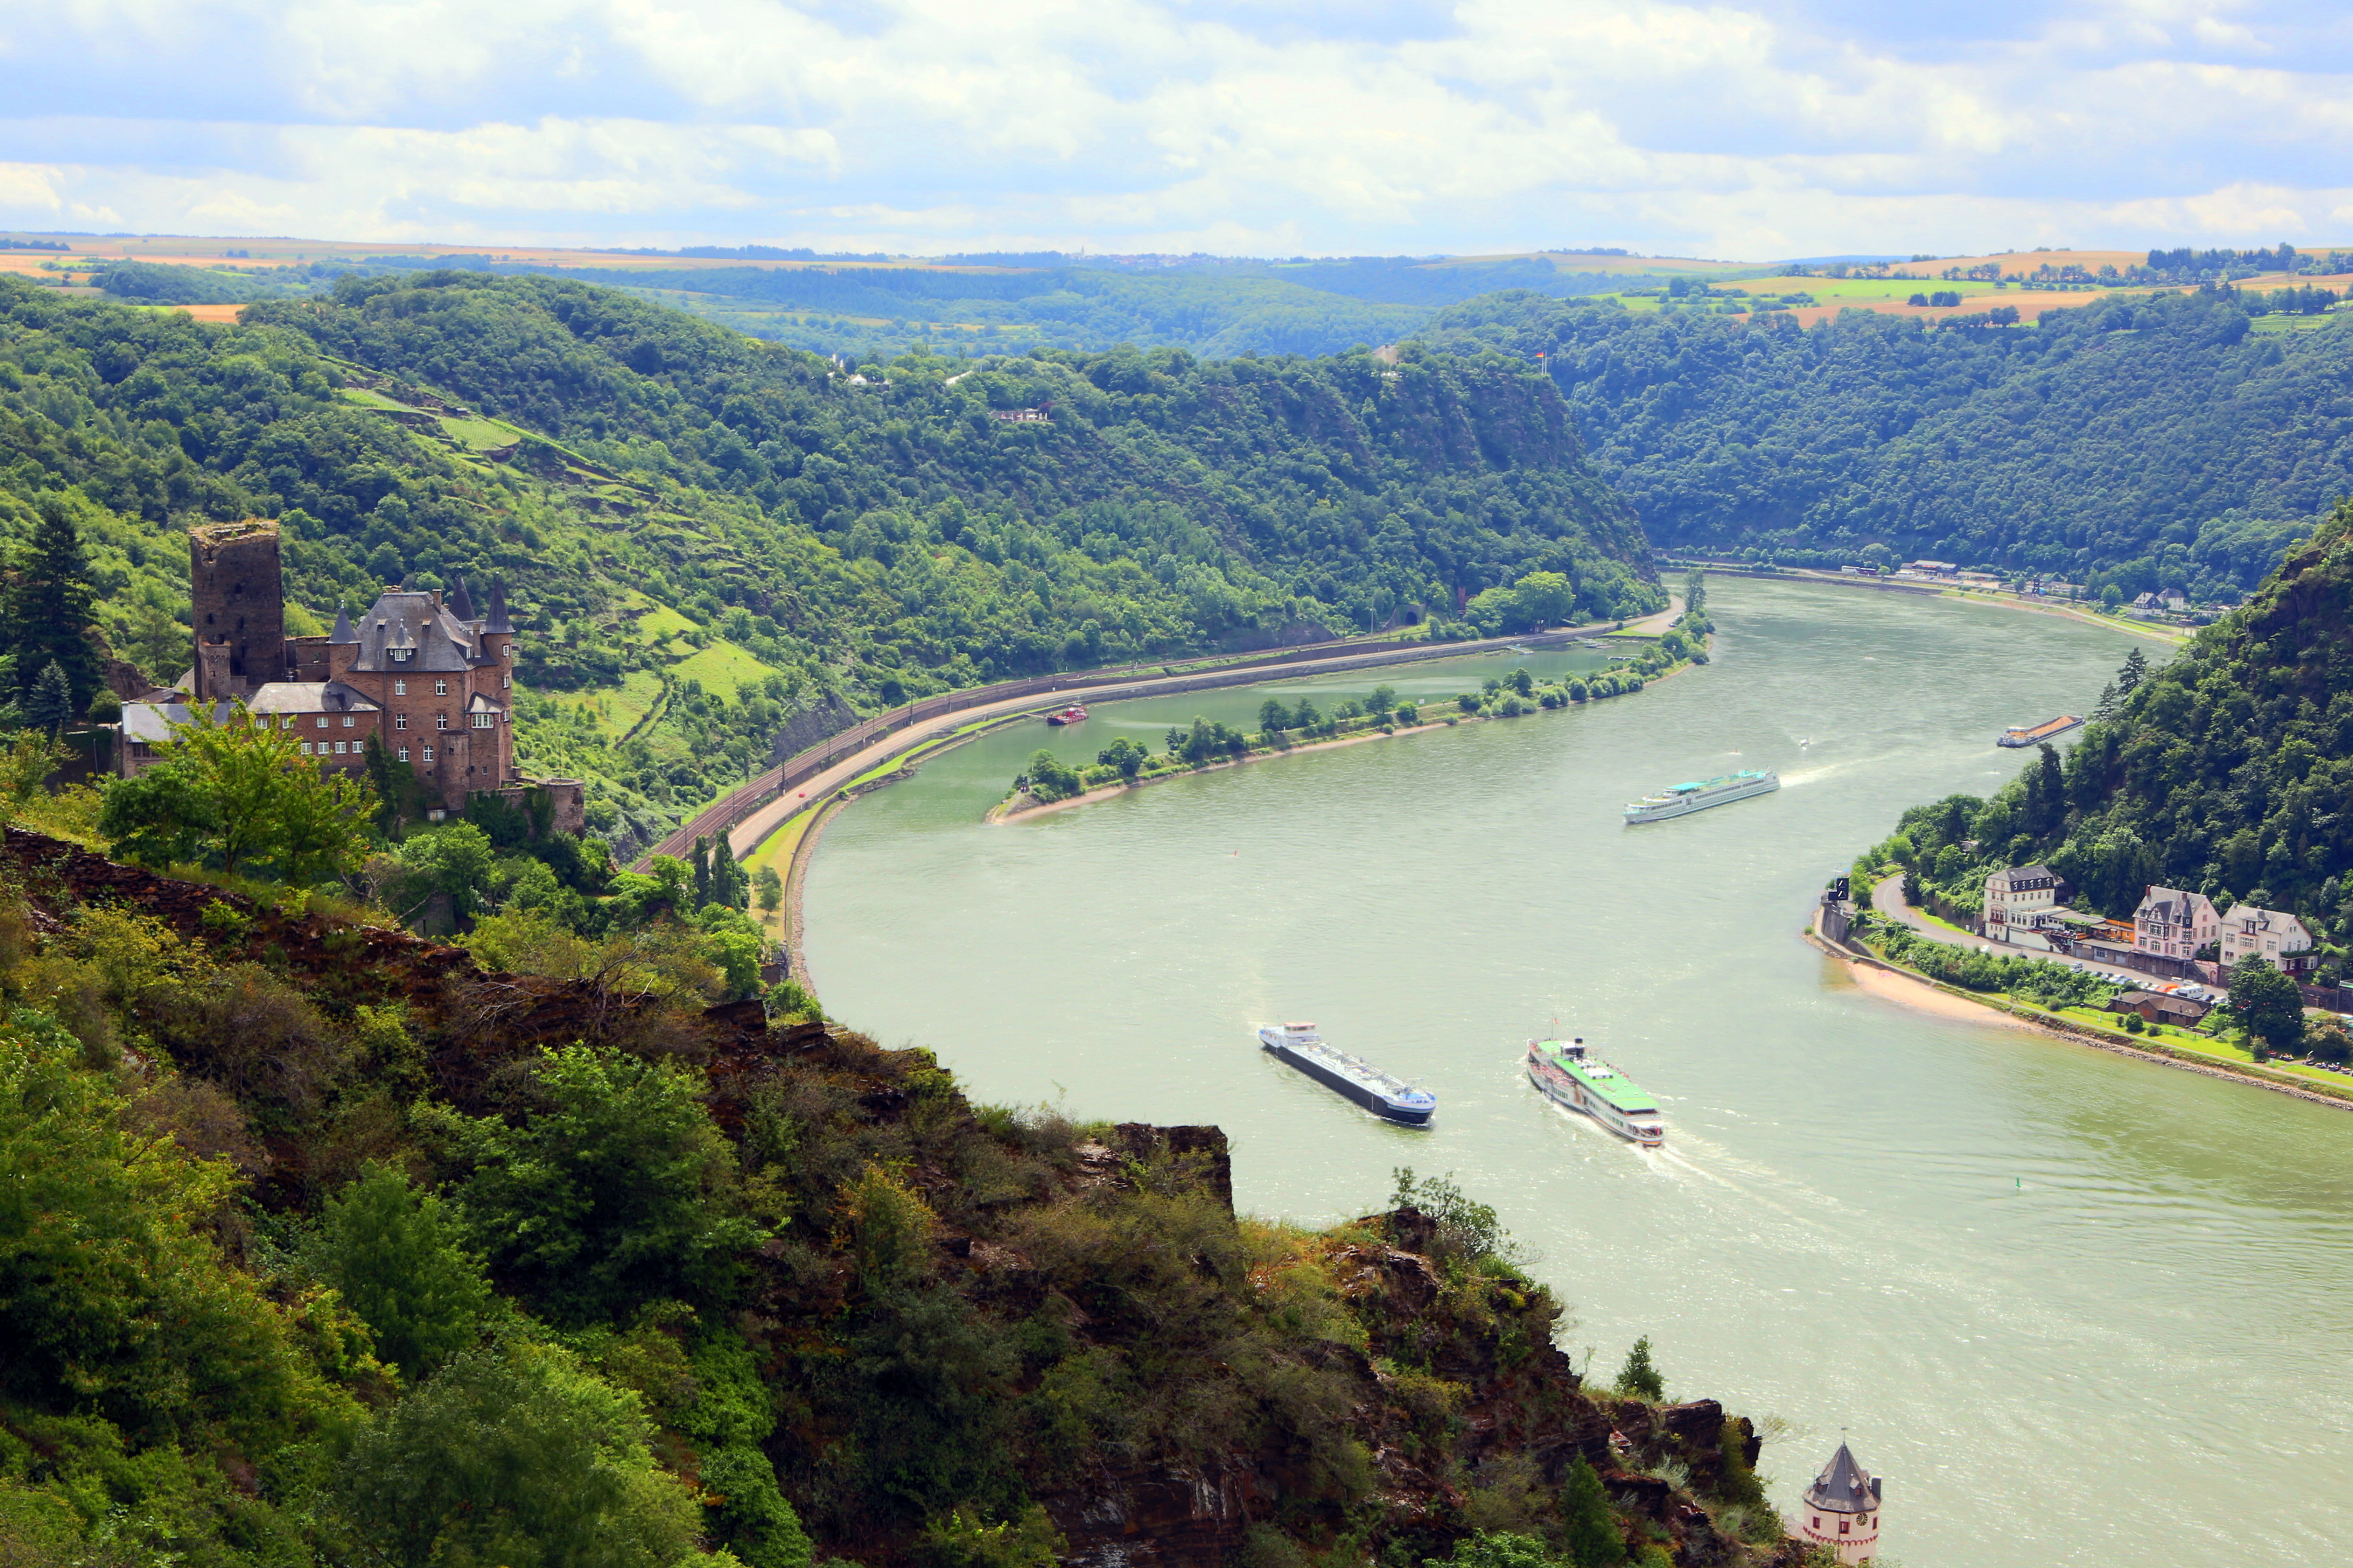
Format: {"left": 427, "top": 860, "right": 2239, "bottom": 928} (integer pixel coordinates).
{"left": 328, "top": 1341, "right": 702, "bottom": 1568}
{"left": 1613, "top": 1335, "right": 1664, "bottom": 1402}
{"left": 312, "top": 1163, "right": 492, "bottom": 1381}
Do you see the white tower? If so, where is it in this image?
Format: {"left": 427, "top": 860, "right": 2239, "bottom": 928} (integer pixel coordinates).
{"left": 1796, "top": 1442, "right": 1883, "bottom": 1563}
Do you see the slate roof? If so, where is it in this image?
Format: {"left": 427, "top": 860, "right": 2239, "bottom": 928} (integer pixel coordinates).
{"left": 242, "top": 681, "right": 380, "bottom": 716}
{"left": 1802, "top": 1443, "right": 1880, "bottom": 1514}
{"left": 1988, "top": 864, "right": 2057, "bottom": 891}
{"left": 330, "top": 604, "right": 358, "bottom": 645}
{"left": 484, "top": 579, "right": 515, "bottom": 635}
{"left": 350, "top": 591, "right": 487, "bottom": 673}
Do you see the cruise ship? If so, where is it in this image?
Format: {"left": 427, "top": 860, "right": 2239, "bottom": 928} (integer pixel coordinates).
{"left": 1623, "top": 769, "right": 1778, "bottom": 823}
{"left": 1525, "top": 1038, "right": 1663, "bottom": 1146}
{"left": 1257, "top": 1022, "right": 1435, "bottom": 1126}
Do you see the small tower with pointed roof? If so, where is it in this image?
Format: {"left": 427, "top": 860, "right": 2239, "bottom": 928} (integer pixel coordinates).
{"left": 1796, "top": 1442, "right": 1882, "bottom": 1563}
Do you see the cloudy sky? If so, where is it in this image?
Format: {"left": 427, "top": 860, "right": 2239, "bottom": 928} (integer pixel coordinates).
{"left": 5, "top": 0, "right": 2352, "bottom": 258}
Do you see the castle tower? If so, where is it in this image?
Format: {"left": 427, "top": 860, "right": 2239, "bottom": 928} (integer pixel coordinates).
{"left": 1797, "top": 1443, "right": 1883, "bottom": 1564}
{"left": 328, "top": 604, "right": 360, "bottom": 680}
{"left": 189, "top": 520, "right": 286, "bottom": 700}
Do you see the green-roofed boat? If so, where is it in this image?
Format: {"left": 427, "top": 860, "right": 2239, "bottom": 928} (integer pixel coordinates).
{"left": 1525, "top": 1038, "right": 1664, "bottom": 1147}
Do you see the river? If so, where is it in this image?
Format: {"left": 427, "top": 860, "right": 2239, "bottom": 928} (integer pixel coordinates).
{"left": 803, "top": 577, "right": 2353, "bottom": 1568}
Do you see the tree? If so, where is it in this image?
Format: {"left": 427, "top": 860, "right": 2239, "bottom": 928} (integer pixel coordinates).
{"left": 1422, "top": 1532, "right": 1568, "bottom": 1568}
{"left": 314, "top": 1164, "right": 492, "bottom": 1381}
{"left": 691, "top": 835, "right": 714, "bottom": 907}
{"left": 394, "top": 821, "right": 498, "bottom": 922}
{"left": 711, "top": 835, "right": 748, "bottom": 908}
{"left": 1512, "top": 570, "right": 1576, "bottom": 628}
{"left": 1257, "top": 698, "right": 1290, "bottom": 734}
{"left": 25, "top": 661, "right": 72, "bottom": 735}
{"left": 428, "top": 1044, "right": 764, "bottom": 1324}
{"left": 2227, "top": 956, "right": 2304, "bottom": 1061}
{"left": 2033, "top": 742, "right": 2066, "bottom": 836}
{"left": 98, "top": 700, "right": 376, "bottom": 883}
{"left": 2117, "top": 646, "right": 2150, "bottom": 694}
{"left": 1559, "top": 1456, "right": 1627, "bottom": 1567}
{"left": 2100, "top": 584, "right": 2123, "bottom": 613}
{"left": 328, "top": 1340, "right": 703, "bottom": 1568}
{"left": 754, "top": 864, "right": 784, "bottom": 916}
{"left": 4, "top": 499, "right": 103, "bottom": 712}
{"left": 1096, "top": 736, "right": 1146, "bottom": 781}
{"left": 1613, "top": 1335, "right": 1664, "bottom": 1401}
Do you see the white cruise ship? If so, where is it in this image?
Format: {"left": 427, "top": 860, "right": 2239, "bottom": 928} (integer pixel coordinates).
{"left": 1623, "top": 769, "right": 1779, "bottom": 823}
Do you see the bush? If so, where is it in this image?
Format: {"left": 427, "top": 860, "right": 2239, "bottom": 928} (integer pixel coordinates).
{"left": 1613, "top": 1335, "right": 1664, "bottom": 1402}
{"left": 424, "top": 1045, "right": 766, "bottom": 1324}
{"left": 312, "top": 1163, "right": 492, "bottom": 1381}
{"left": 328, "top": 1340, "right": 704, "bottom": 1568}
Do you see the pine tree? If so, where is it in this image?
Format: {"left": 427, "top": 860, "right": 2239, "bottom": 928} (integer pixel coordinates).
{"left": 2117, "top": 645, "right": 2150, "bottom": 694}
{"left": 1613, "top": 1335, "right": 1664, "bottom": 1401}
{"left": 691, "top": 836, "right": 713, "bottom": 908}
{"left": 6, "top": 500, "right": 103, "bottom": 711}
{"left": 25, "top": 660, "right": 73, "bottom": 736}
{"left": 1559, "top": 1456, "right": 1627, "bottom": 1567}
{"left": 2092, "top": 680, "right": 2120, "bottom": 720}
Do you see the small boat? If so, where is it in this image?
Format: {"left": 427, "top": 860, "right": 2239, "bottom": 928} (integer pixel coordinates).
{"left": 1526, "top": 1038, "right": 1663, "bottom": 1146}
{"left": 1257, "top": 1022, "right": 1434, "bottom": 1125}
{"left": 1624, "top": 769, "right": 1779, "bottom": 823}
{"left": 1046, "top": 705, "right": 1088, "bottom": 726}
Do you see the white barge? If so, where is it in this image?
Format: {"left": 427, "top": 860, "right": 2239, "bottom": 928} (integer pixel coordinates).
{"left": 1624, "top": 769, "right": 1778, "bottom": 823}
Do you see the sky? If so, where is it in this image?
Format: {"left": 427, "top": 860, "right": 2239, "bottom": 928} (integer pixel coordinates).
{"left": 6, "top": 0, "right": 2353, "bottom": 259}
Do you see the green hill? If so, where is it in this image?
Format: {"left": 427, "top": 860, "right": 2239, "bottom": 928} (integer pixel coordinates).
{"left": 1423, "top": 288, "right": 2353, "bottom": 601}
{"left": 1863, "top": 498, "right": 2353, "bottom": 956}
{"left": 0, "top": 272, "right": 1657, "bottom": 850}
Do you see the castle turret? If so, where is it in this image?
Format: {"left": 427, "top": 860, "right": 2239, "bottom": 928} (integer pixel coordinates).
{"left": 479, "top": 578, "right": 518, "bottom": 688}
{"left": 328, "top": 603, "right": 360, "bottom": 680}
{"left": 1797, "top": 1443, "right": 1883, "bottom": 1563}
{"left": 188, "top": 520, "right": 286, "bottom": 699}
{"left": 447, "top": 573, "right": 478, "bottom": 623}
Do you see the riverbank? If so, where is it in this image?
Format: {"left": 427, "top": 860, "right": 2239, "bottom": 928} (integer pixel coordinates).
{"left": 990, "top": 621, "right": 1711, "bottom": 822}
{"left": 1660, "top": 560, "right": 2192, "bottom": 646}
{"left": 1807, "top": 906, "right": 2353, "bottom": 1111}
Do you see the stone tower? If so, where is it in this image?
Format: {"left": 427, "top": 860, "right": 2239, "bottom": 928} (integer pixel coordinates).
{"left": 189, "top": 520, "right": 286, "bottom": 699}
{"left": 1796, "top": 1442, "right": 1883, "bottom": 1563}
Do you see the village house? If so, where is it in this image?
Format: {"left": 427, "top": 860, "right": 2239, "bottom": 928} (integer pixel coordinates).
{"left": 2216, "top": 904, "right": 2317, "bottom": 976}
{"left": 2134, "top": 885, "right": 2218, "bottom": 962}
{"left": 1983, "top": 864, "right": 2066, "bottom": 947}
{"left": 120, "top": 519, "right": 584, "bottom": 828}
{"left": 2107, "top": 989, "right": 2212, "bottom": 1027}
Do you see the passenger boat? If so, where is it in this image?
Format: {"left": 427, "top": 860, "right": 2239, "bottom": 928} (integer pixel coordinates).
{"left": 1046, "top": 705, "right": 1088, "bottom": 725}
{"left": 1525, "top": 1038, "right": 1663, "bottom": 1146}
{"left": 1623, "top": 769, "right": 1778, "bottom": 823}
{"left": 1257, "top": 1022, "right": 1434, "bottom": 1125}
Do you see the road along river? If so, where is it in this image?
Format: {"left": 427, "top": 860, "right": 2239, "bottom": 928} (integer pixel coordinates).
{"left": 804, "top": 576, "right": 2353, "bottom": 1568}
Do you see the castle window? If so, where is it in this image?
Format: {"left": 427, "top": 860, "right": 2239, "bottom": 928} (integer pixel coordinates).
{"left": 472, "top": 713, "right": 492, "bottom": 729}
{"left": 503, "top": 674, "right": 510, "bottom": 688}
{"left": 343, "top": 715, "right": 354, "bottom": 727}
{"left": 333, "top": 741, "right": 346, "bottom": 755}
{"left": 1839, "top": 1521, "right": 1849, "bottom": 1535}
{"left": 300, "top": 742, "right": 312, "bottom": 756}
{"left": 397, "top": 747, "right": 409, "bottom": 762}
{"left": 436, "top": 714, "right": 448, "bottom": 730}
{"left": 394, "top": 713, "right": 407, "bottom": 730}
{"left": 392, "top": 648, "right": 410, "bottom": 662}
{"left": 316, "top": 716, "right": 328, "bottom": 729}
{"left": 435, "top": 680, "right": 448, "bottom": 696}
{"left": 422, "top": 746, "right": 435, "bottom": 762}
{"left": 394, "top": 679, "right": 407, "bottom": 696}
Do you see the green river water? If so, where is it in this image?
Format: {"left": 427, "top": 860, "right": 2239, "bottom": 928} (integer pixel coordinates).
{"left": 804, "top": 577, "right": 2353, "bottom": 1567}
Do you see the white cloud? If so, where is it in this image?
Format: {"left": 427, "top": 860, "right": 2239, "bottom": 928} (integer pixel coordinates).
{"left": 1, "top": 0, "right": 2348, "bottom": 253}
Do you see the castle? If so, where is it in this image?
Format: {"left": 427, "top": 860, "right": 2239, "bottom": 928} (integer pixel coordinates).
{"left": 1796, "top": 1441, "right": 1884, "bottom": 1563}
{"left": 120, "top": 520, "right": 583, "bottom": 832}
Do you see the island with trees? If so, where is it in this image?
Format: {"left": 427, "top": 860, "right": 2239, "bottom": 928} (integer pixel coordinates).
{"left": 993, "top": 585, "right": 1714, "bottom": 820}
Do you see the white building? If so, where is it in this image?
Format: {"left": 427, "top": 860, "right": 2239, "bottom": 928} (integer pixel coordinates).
{"left": 1984, "top": 865, "right": 2064, "bottom": 947}
{"left": 2134, "top": 886, "right": 2219, "bottom": 962}
{"left": 1796, "top": 1442, "right": 1884, "bottom": 1563}
{"left": 2217, "top": 905, "right": 2317, "bottom": 975}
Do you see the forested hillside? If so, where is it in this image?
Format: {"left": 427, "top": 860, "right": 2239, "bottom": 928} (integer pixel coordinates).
{"left": 1863, "top": 499, "right": 2353, "bottom": 960}
{"left": 0, "top": 272, "right": 1656, "bottom": 849}
{"left": 0, "top": 827, "right": 1793, "bottom": 1568}
{"left": 1424, "top": 289, "right": 2353, "bottom": 601}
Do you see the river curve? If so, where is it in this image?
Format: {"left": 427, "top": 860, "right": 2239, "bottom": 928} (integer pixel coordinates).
{"left": 805, "top": 576, "right": 2353, "bottom": 1568}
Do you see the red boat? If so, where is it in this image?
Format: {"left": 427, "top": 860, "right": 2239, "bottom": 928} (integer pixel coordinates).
{"left": 1046, "top": 705, "right": 1088, "bottom": 725}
